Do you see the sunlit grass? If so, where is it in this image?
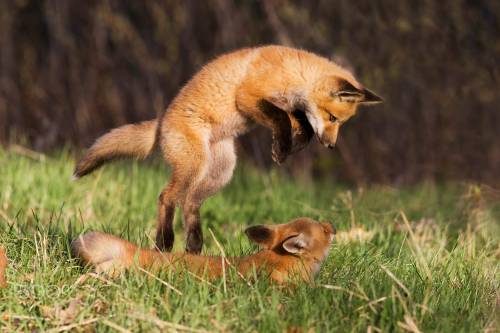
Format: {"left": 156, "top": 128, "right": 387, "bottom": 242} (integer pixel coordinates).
{"left": 0, "top": 148, "right": 498, "bottom": 332}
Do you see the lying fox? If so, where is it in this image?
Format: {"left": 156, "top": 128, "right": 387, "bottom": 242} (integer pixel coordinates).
{"left": 74, "top": 45, "right": 381, "bottom": 253}
{"left": 72, "top": 218, "right": 335, "bottom": 284}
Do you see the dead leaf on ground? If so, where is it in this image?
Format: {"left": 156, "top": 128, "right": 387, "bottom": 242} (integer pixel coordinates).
{"left": 0, "top": 246, "right": 7, "bottom": 288}
{"left": 40, "top": 296, "right": 82, "bottom": 325}
{"left": 21, "top": 272, "right": 35, "bottom": 283}
{"left": 286, "top": 326, "right": 315, "bottom": 333}
{"left": 92, "top": 299, "right": 109, "bottom": 315}
{"left": 1, "top": 312, "right": 10, "bottom": 321}
{"left": 73, "top": 273, "right": 91, "bottom": 286}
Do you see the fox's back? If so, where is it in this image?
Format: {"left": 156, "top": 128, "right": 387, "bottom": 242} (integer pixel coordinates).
{"left": 164, "top": 48, "right": 258, "bottom": 131}
{"left": 162, "top": 46, "right": 353, "bottom": 136}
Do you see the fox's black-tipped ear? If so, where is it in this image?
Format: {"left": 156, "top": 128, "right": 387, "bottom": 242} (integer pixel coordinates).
{"left": 331, "top": 80, "right": 365, "bottom": 103}
{"left": 360, "top": 88, "right": 383, "bottom": 105}
{"left": 245, "top": 225, "right": 276, "bottom": 249}
{"left": 332, "top": 80, "right": 383, "bottom": 105}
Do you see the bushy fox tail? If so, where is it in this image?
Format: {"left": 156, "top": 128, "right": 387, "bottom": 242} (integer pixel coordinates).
{"left": 71, "top": 232, "right": 169, "bottom": 274}
{"left": 71, "top": 232, "right": 138, "bottom": 268}
{"left": 73, "top": 119, "right": 158, "bottom": 178}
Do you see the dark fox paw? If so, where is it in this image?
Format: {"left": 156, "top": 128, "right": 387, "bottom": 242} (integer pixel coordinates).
{"left": 289, "top": 111, "right": 314, "bottom": 153}
{"left": 290, "top": 127, "right": 311, "bottom": 153}
{"left": 272, "top": 137, "right": 290, "bottom": 165}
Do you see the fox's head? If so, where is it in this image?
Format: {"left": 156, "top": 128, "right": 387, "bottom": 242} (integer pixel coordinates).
{"left": 308, "top": 76, "right": 382, "bottom": 148}
{"left": 267, "top": 75, "right": 382, "bottom": 149}
{"left": 245, "top": 217, "right": 335, "bottom": 272}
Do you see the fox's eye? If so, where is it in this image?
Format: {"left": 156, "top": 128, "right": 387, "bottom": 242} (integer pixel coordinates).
{"left": 329, "top": 114, "right": 337, "bottom": 123}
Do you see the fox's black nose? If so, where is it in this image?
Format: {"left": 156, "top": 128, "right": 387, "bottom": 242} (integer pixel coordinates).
{"left": 328, "top": 144, "right": 335, "bottom": 149}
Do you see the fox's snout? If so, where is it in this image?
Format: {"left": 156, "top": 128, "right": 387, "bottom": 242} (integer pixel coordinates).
{"left": 318, "top": 135, "right": 337, "bottom": 149}
{"left": 321, "top": 221, "right": 336, "bottom": 235}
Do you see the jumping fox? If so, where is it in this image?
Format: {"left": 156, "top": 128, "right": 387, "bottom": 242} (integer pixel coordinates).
{"left": 72, "top": 217, "right": 336, "bottom": 284}
{"left": 73, "top": 45, "right": 382, "bottom": 253}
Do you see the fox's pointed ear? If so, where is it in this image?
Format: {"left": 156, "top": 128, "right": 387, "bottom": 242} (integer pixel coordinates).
{"left": 282, "top": 234, "right": 309, "bottom": 254}
{"left": 245, "top": 225, "right": 276, "bottom": 249}
{"left": 331, "top": 80, "right": 365, "bottom": 103}
{"left": 360, "top": 88, "right": 383, "bottom": 105}
{"left": 332, "top": 80, "right": 383, "bottom": 105}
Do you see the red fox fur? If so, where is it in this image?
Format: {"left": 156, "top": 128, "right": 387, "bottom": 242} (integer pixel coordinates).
{"left": 73, "top": 45, "right": 381, "bottom": 253}
{"left": 72, "top": 218, "right": 336, "bottom": 284}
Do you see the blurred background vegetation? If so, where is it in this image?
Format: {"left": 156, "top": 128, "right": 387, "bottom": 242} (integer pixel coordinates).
{"left": 0, "top": 0, "right": 498, "bottom": 186}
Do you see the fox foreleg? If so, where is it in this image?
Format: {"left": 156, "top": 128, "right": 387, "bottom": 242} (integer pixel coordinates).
{"left": 288, "top": 111, "right": 314, "bottom": 154}
{"left": 254, "top": 100, "right": 294, "bottom": 164}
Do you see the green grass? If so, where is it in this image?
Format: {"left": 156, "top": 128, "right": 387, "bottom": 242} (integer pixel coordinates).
{"left": 0, "top": 148, "right": 498, "bottom": 332}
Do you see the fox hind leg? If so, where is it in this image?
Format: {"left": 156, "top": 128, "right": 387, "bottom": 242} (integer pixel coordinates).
{"left": 156, "top": 162, "right": 207, "bottom": 252}
{"left": 182, "top": 138, "right": 237, "bottom": 253}
{"left": 156, "top": 182, "right": 178, "bottom": 251}
{"left": 156, "top": 126, "right": 236, "bottom": 253}
{"left": 155, "top": 130, "right": 209, "bottom": 251}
